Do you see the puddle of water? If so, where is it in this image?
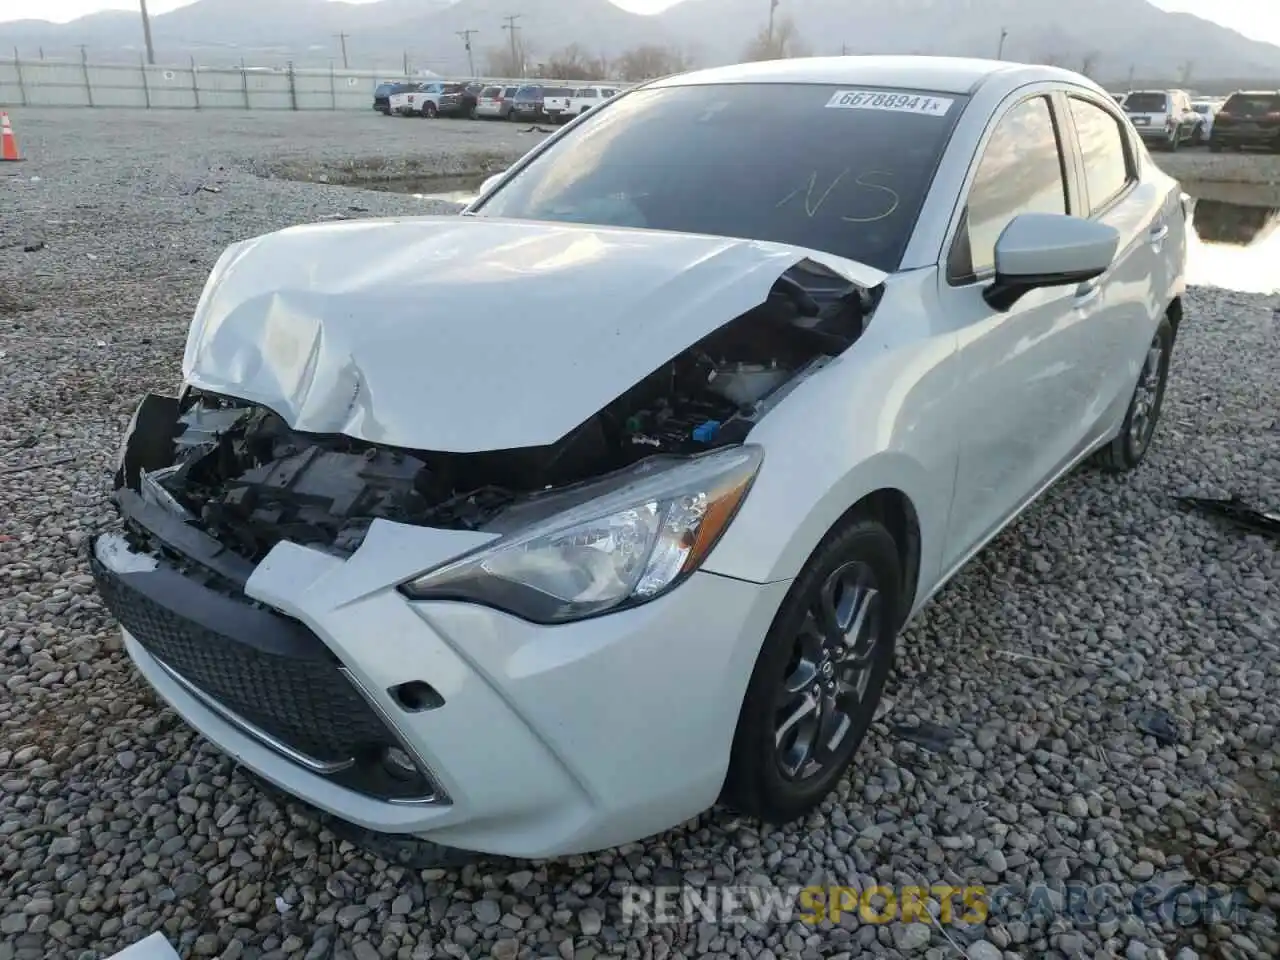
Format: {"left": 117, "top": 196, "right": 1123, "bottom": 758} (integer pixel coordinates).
{"left": 1183, "top": 180, "right": 1280, "bottom": 294}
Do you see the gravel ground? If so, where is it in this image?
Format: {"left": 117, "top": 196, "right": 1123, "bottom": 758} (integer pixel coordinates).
{"left": 1, "top": 110, "right": 1278, "bottom": 960}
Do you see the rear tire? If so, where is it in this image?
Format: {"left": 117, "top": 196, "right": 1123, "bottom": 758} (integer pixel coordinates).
{"left": 1093, "top": 315, "right": 1174, "bottom": 473}
{"left": 721, "top": 515, "right": 901, "bottom": 824}
{"left": 423, "top": 102, "right": 438, "bottom": 119}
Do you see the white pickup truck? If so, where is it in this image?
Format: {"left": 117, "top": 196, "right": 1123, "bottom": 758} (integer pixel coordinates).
{"left": 544, "top": 84, "right": 620, "bottom": 124}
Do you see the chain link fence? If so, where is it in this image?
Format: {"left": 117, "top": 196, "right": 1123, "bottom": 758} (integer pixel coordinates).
{"left": 0, "top": 55, "right": 416, "bottom": 110}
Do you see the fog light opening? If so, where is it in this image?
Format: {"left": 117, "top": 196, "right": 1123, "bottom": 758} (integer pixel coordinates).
{"left": 381, "top": 745, "right": 419, "bottom": 781}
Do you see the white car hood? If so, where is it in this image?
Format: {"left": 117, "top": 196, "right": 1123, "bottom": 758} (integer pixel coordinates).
{"left": 182, "top": 215, "right": 885, "bottom": 452}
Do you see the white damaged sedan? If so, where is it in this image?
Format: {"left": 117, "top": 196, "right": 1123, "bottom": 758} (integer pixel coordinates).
{"left": 94, "top": 56, "right": 1187, "bottom": 861}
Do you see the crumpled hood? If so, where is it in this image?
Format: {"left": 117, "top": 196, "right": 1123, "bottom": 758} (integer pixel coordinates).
{"left": 182, "top": 215, "right": 885, "bottom": 452}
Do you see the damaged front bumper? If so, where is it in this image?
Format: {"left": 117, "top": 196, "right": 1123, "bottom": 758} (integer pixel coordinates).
{"left": 92, "top": 486, "right": 789, "bottom": 858}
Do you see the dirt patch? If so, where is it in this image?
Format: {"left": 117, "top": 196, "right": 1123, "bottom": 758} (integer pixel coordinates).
{"left": 262, "top": 150, "right": 512, "bottom": 192}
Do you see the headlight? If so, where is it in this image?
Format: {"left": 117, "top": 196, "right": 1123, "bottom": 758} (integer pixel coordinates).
{"left": 399, "top": 445, "right": 763, "bottom": 623}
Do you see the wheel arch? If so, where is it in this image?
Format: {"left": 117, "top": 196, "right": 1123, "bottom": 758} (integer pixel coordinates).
{"left": 853, "top": 488, "right": 922, "bottom": 628}
{"left": 704, "top": 452, "right": 938, "bottom": 629}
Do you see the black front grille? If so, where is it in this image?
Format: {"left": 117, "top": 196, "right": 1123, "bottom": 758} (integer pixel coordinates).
{"left": 90, "top": 552, "right": 390, "bottom": 767}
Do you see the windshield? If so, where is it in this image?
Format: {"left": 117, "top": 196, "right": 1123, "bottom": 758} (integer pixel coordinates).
{"left": 1192, "top": 103, "right": 1210, "bottom": 114}
{"left": 473, "top": 82, "right": 966, "bottom": 272}
{"left": 1125, "top": 93, "right": 1169, "bottom": 113}
{"left": 1222, "top": 93, "right": 1280, "bottom": 116}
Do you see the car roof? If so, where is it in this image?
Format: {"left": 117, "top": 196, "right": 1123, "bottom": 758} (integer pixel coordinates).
{"left": 644, "top": 55, "right": 1093, "bottom": 97}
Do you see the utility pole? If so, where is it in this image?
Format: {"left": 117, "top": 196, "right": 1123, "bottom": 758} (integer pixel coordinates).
{"left": 502, "top": 15, "right": 521, "bottom": 75}
{"left": 841, "top": 42, "right": 848, "bottom": 56}
{"left": 335, "top": 32, "right": 349, "bottom": 69}
{"left": 1127, "top": 63, "right": 1135, "bottom": 90}
{"left": 996, "top": 27, "right": 1008, "bottom": 60}
{"left": 457, "top": 29, "right": 478, "bottom": 77}
{"left": 138, "top": 0, "right": 155, "bottom": 65}
{"left": 403, "top": 50, "right": 409, "bottom": 76}
{"left": 767, "top": 0, "right": 778, "bottom": 47}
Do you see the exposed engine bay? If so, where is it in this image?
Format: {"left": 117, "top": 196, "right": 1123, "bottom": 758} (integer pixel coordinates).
{"left": 118, "top": 262, "right": 876, "bottom": 564}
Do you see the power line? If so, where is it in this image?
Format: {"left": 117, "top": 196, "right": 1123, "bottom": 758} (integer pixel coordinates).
{"left": 138, "top": 0, "right": 155, "bottom": 65}
{"left": 502, "top": 14, "right": 522, "bottom": 74}
{"left": 457, "top": 29, "right": 479, "bottom": 77}
{"left": 335, "top": 31, "right": 349, "bottom": 69}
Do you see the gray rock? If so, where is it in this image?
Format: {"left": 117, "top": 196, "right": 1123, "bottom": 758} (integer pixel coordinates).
{"left": 473, "top": 898, "right": 502, "bottom": 926}
{"left": 579, "top": 908, "right": 602, "bottom": 936}
{"left": 893, "top": 923, "right": 932, "bottom": 951}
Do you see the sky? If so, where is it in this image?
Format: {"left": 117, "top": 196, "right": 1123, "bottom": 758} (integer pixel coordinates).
{"left": 2, "top": 0, "right": 1279, "bottom": 47}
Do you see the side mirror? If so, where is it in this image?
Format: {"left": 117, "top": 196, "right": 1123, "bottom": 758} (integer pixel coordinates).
{"left": 984, "top": 213, "right": 1120, "bottom": 311}
{"left": 478, "top": 171, "right": 506, "bottom": 197}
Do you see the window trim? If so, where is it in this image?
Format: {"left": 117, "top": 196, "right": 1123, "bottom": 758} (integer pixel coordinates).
{"left": 945, "top": 92, "right": 1074, "bottom": 287}
{"left": 1063, "top": 93, "right": 1140, "bottom": 219}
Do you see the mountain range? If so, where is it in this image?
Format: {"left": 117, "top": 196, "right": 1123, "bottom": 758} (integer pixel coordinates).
{"left": 3, "top": 0, "right": 1279, "bottom": 83}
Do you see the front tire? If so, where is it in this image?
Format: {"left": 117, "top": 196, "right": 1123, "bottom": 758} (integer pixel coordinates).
{"left": 722, "top": 515, "right": 901, "bottom": 823}
{"left": 1093, "top": 315, "right": 1174, "bottom": 473}
{"left": 422, "top": 102, "right": 438, "bottom": 119}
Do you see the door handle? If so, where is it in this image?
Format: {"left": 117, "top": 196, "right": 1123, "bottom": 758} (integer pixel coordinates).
{"left": 1149, "top": 223, "right": 1170, "bottom": 243}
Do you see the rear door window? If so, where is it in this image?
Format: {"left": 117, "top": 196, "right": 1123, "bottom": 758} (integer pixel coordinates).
{"left": 1068, "top": 97, "right": 1134, "bottom": 214}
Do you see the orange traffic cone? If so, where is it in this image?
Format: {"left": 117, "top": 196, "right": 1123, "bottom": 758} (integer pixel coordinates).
{"left": 1, "top": 113, "right": 23, "bottom": 162}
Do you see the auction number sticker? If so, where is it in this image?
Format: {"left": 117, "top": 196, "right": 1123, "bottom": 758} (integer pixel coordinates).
{"left": 825, "top": 90, "right": 954, "bottom": 116}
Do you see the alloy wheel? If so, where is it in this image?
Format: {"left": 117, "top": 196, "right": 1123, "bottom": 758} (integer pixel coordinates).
{"left": 774, "top": 561, "right": 882, "bottom": 781}
{"left": 1128, "top": 331, "right": 1166, "bottom": 452}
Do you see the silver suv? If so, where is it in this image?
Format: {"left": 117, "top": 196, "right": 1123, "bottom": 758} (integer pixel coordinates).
{"left": 1122, "top": 89, "right": 1201, "bottom": 150}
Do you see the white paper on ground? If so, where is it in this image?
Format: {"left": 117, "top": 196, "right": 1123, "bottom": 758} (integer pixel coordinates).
{"left": 104, "top": 932, "right": 182, "bottom": 960}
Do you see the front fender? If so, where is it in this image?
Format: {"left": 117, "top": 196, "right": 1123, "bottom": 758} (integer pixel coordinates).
{"left": 701, "top": 280, "right": 959, "bottom": 607}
